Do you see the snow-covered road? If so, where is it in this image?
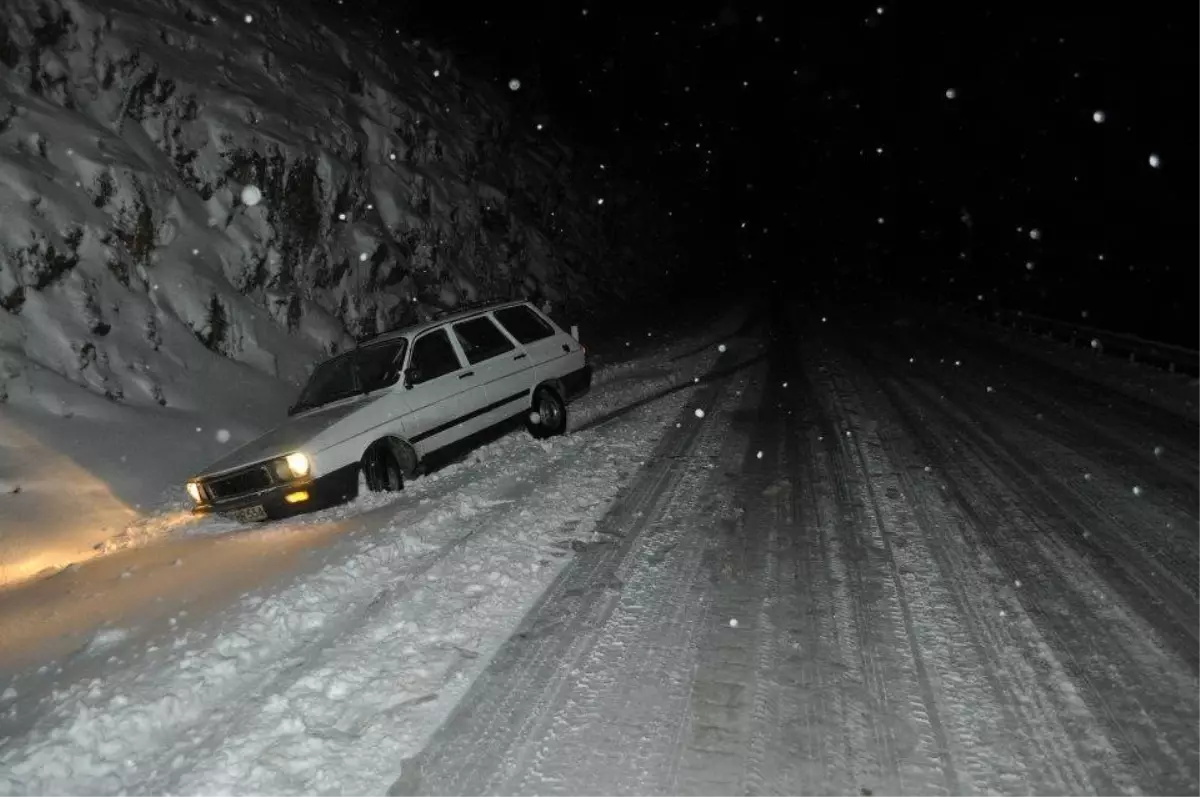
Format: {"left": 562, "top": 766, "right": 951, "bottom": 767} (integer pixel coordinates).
{"left": 394, "top": 299, "right": 1198, "bottom": 796}
{"left": 1, "top": 298, "right": 1196, "bottom": 795}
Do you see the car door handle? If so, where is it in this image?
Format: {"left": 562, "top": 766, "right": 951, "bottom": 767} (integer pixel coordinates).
{"left": 459, "top": 371, "right": 475, "bottom": 379}
{"left": 561, "top": 344, "right": 570, "bottom": 352}
{"left": 513, "top": 353, "right": 527, "bottom": 361}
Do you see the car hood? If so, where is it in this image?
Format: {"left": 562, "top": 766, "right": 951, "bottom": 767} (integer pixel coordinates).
{"left": 196, "top": 397, "right": 375, "bottom": 479}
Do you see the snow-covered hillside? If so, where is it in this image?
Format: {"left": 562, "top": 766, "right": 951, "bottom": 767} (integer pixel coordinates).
{"left": 0, "top": 0, "right": 670, "bottom": 583}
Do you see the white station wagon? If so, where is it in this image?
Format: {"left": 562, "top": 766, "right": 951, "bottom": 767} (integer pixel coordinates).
{"left": 185, "top": 300, "right": 591, "bottom": 522}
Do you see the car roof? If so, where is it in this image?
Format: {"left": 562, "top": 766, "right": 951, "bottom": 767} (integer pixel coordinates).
{"left": 355, "top": 298, "right": 531, "bottom": 346}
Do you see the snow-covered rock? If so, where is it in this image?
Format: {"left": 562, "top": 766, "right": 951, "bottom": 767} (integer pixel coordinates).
{"left": 0, "top": 0, "right": 668, "bottom": 408}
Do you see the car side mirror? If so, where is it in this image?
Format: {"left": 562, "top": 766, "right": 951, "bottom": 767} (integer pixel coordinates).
{"left": 404, "top": 369, "right": 419, "bottom": 389}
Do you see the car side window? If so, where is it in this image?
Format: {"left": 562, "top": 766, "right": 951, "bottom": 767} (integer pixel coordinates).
{"left": 407, "top": 330, "right": 461, "bottom": 384}
{"left": 452, "top": 316, "right": 516, "bottom": 364}
{"left": 356, "top": 339, "right": 407, "bottom": 393}
{"left": 494, "top": 305, "right": 555, "bottom": 344}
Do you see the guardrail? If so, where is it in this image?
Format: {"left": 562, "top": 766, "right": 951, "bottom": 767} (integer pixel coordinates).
{"left": 950, "top": 303, "right": 1199, "bottom": 378}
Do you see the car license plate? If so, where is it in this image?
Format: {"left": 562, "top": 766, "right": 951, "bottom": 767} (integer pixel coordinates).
{"left": 225, "top": 505, "right": 268, "bottom": 523}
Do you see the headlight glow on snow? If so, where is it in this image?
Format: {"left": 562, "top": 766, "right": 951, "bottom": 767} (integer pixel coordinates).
{"left": 186, "top": 482, "right": 202, "bottom": 503}
{"left": 285, "top": 452, "right": 311, "bottom": 477}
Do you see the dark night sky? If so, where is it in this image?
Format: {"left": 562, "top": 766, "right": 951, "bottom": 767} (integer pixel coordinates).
{"left": 339, "top": 1, "right": 1196, "bottom": 344}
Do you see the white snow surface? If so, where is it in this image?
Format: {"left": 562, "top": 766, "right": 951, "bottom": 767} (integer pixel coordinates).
{"left": 0, "top": 317, "right": 739, "bottom": 795}
{"left": 0, "top": 0, "right": 669, "bottom": 586}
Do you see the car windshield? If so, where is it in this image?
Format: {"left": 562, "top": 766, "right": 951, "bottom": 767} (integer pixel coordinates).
{"left": 292, "top": 339, "right": 408, "bottom": 413}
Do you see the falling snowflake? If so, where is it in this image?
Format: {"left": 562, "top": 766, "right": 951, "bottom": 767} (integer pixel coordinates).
{"left": 694, "top": 408, "right": 705, "bottom": 419}
{"left": 1092, "top": 110, "right": 1105, "bottom": 123}
{"left": 337, "top": 212, "right": 346, "bottom": 221}
{"left": 1148, "top": 153, "right": 1161, "bottom": 168}
{"left": 729, "top": 618, "right": 739, "bottom": 627}
{"left": 216, "top": 429, "right": 231, "bottom": 443}
{"left": 1090, "top": 338, "right": 1101, "bottom": 349}
{"left": 432, "top": 69, "right": 440, "bottom": 77}
{"left": 1132, "top": 485, "right": 1143, "bottom": 497}
{"left": 240, "top": 185, "right": 262, "bottom": 206}
{"left": 756, "top": 450, "right": 763, "bottom": 459}
{"left": 1153, "top": 445, "right": 1165, "bottom": 457}
{"left": 508, "top": 78, "right": 521, "bottom": 91}
{"left": 945, "top": 88, "right": 957, "bottom": 99}
{"left": 1029, "top": 228, "right": 1041, "bottom": 240}
{"left": 359, "top": 252, "right": 368, "bottom": 262}
{"left": 718, "top": 344, "right": 727, "bottom": 353}
{"left": 244, "top": 13, "right": 253, "bottom": 23}
{"left": 782, "top": 381, "right": 788, "bottom": 388}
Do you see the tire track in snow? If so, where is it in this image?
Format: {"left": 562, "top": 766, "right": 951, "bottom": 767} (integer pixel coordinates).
{"left": 890, "top": 375, "right": 1198, "bottom": 793}
{"left": 668, "top": 371, "right": 776, "bottom": 797}
{"left": 388, "top": 342, "right": 758, "bottom": 796}
{"left": 832, "top": 373, "right": 1099, "bottom": 791}
{"left": 874, "top": 326, "right": 1198, "bottom": 565}
{"left": 847, "top": 331, "right": 1197, "bottom": 794}
{"left": 795, "top": 351, "right": 955, "bottom": 796}
{"left": 813, "top": 344, "right": 1088, "bottom": 794}
{"left": 504, "top": 371, "right": 758, "bottom": 796}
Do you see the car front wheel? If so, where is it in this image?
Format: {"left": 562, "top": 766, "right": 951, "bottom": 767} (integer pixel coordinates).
{"left": 362, "top": 443, "right": 404, "bottom": 492}
{"left": 527, "top": 386, "right": 567, "bottom": 439}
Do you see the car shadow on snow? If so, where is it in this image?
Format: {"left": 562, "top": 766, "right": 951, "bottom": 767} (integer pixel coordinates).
{"left": 572, "top": 351, "right": 767, "bottom": 434}
{"left": 666, "top": 312, "right": 765, "bottom": 364}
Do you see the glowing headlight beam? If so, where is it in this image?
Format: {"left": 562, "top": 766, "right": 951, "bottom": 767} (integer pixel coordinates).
{"left": 285, "top": 452, "right": 311, "bottom": 477}
{"left": 186, "top": 482, "right": 202, "bottom": 503}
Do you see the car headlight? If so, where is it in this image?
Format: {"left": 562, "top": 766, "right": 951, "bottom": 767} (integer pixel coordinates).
{"left": 284, "top": 452, "right": 311, "bottom": 478}
{"left": 186, "top": 482, "right": 202, "bottom": 503}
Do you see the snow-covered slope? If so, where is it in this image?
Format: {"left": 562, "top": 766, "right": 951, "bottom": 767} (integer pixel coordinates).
{"left": 0, "top": 0, "right": 670, "bottom": 582}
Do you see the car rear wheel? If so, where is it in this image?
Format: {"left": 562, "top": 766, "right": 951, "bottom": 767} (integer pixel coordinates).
{"left": 527, "top": 386, "right": 567, "bottom": 439}
{"left": 362, "top": 443, "right": 404, "bottom": 492}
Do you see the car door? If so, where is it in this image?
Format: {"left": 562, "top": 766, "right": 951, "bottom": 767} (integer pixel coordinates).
{"left": 450, "top": 314, "right": 532, "bottom": 430}
{"left": 402, "top": 328, "right": 476, "bottom": 456}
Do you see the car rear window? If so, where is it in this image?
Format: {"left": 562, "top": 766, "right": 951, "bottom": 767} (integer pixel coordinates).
{"left": 453, "top": 316, "right": 516, "bottom": 364}
{"left": 494, "top": 305, "right": 555, "bottom": 344}
{"left": 408, "top": 330, "right": 462, "bottom": 383}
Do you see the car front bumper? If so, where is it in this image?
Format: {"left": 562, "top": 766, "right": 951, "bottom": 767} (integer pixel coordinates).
{"left": 192, "top": 464, "right": 359, "bottom": 519}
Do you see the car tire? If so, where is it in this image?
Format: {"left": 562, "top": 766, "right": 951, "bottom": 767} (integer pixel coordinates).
{"left": 527, "top": 386, "right": 567, "bottom": 439}
{"left": 362, "top": 443, "right": 404, "bottom": 492}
